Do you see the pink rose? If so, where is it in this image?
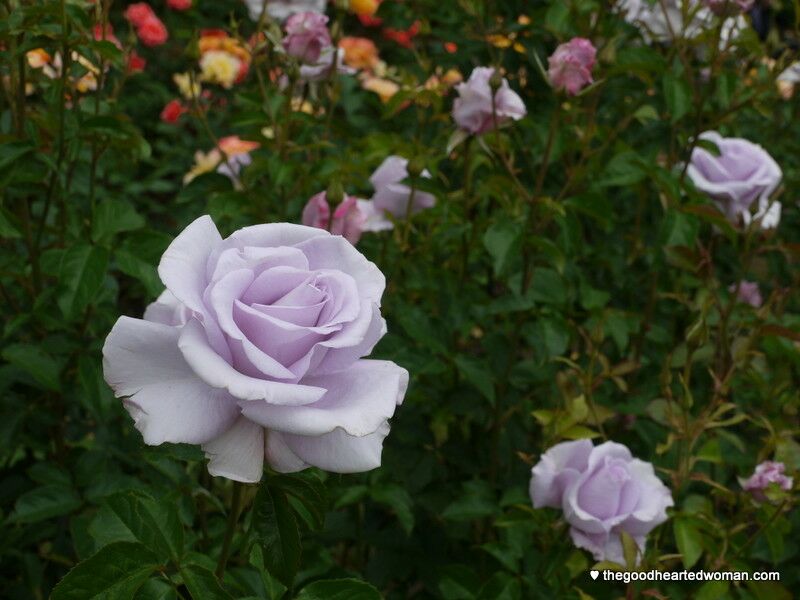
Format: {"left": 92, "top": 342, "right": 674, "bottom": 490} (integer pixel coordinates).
{"left": 124, "top": 2, "right": 155, "bottom": 26}
{"left": 136, "top": 16, "right": 169, "bottom": 47}
{"left": 283, "top": 11, "right": 332, "bottom": 64}
{"left": 302, "top": 191, "right": 366, "bottom": 244}
{"left": 548, "top": 37, "right": 597, "bottom": 96}
{"left": 103, "top": 216, "right": 408, "bottom": 482}
{"left": 729, "top": 280, "right": 763, "bottom": 308}
{"left": 452, "top": 67, "right": 526, "bottom": 135}
{"left": 530, "top": 440, "right": 674, "bottom": 565}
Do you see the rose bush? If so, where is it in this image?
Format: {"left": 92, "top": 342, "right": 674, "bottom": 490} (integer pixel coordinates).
{"left": 103, "top": 216, "right": 407, "bottom": 481}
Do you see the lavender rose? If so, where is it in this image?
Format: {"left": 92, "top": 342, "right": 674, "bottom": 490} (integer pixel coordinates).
{"left": 548, "top": 37, "right": 597, "bottom": 96}
{"left": 283, "top": 11, "right": 331, "bottom": 64}
{"left": 687, "top": 131, "right": 782, "bottom": 230}
{"left": 452, "top": 67, "right": 526, "bottom": 135}
{"left": 741, "top": 461, "right": 793, "bottom": 502}
{"left": 103, "top": 216, "right": 408, "bottom": 482}
{"left": 729, "top": 280, "right": 763, "bottom": 308}
{"left": 530, "top": 440, "right": 674, "bottom": 565}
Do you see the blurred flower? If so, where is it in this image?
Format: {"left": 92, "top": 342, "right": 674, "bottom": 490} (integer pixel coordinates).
{"left": 217, "top": 153, "right": 253, "bottom": 188}
{"left": 741, "top": 461, "right": 793, "bottom": 502}
{"left": 218, "top": 135, "right": 260, "bottom": 156}
{"left": 362, "top": 156, "right": 435, "bottom": 231}
{"left": 283, "top": 12, "right": 331, "bottom": 64}
{"left": 383, "top": 21, "right": 420, "bottom": 48}
{"left": 199, "top": 50, "right": 243, "bottom": 89}
{"left": 93, "top": 23, "right": 122, "bottom": 49}
{"left": 184, "top": 149, "right": 222, "bottom": 185}
{"left": 486, "top": 33, "right": 525, "bottom": 53}
{"left": 339, "top": 37, "right": 380, "bottom": 71}
{"left": 687, "top": 131, "right": 782, "bottom": 230}
{"left": 297, "top": 47, "right": 354, "bottom": 82}
{"left": 103, "top": 215, "right": 407, "bottom": 481}
{"left": 136, "top": 15, "right": 169, "bottom": 47}
{"left": 350, "top": 0, "right": 380, "bottom": 16}
{"left": 361, "top": 76, "right": 399, "bottom": 103}
{"left": 161, "top": 99, "right": 187, "bottom": 123}
{"left": 124, "top": 2, "right": 155, "bottom": 26}
{"left": 444, "top": 42, "right": 457, "bottom": 53}
{"left": 199, "top": 30, "right": 251, "bottom": 85}
{"left": 705, "top": 0, "right": 753, "bottom": 15}
{"left": 167, "top": 0, "right": 192, "bottom": 9}
{"left": 302, "top": 192, "right": 366, "bottom": 244}
{"left": 777, "top": 62, "right": 800, "bottom": 100}
{"left": 174, "top": 72, "right": 201, "bottom": 100}
{"left": 26, "top": 49, "right": 51, "bottom": 69}
{"left": 452, "top": 67, "right": 526, "bottom": 135}
{"left": 243, "top": 0, "right": 327, "bottom": 22}
{"left": 548, "top": 37, "right": 597, "bottom": 96}
{"left": 618, "top": 0, "right": 745, "bottom": 45}
{"left": 127, "top": 51, "right": 147, "bottom": 73}
{"left": 530, "top": 440, "right": 674, "bottom": 566}
{"left": 729, "top": 280, "right": 763, "bottom": 308}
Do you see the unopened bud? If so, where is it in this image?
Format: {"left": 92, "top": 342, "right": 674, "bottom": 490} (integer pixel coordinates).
{"left": 407, "top": 157, "right": 425, "bottom": 178}
{"left": 326, "top": 180, "right": 345, "bottom": 205}
{"left": 489, "top": 69, "right": 503, "bottom": 90}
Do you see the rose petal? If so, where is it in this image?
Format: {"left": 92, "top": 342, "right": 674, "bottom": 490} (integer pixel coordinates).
{"left": 240, "top": 359, "right": 407, "bottom": 436}
{"left": 158, "top": 215, "right": 221, "bottom": 314}
{"left": 178, "top": 318, "right": 326, "bottom": 405}
{"left": 202, "top": 416, "right": 264, "bottom": 482}
{"left": 103, "top": 316, "right": 238, "bottom": 445}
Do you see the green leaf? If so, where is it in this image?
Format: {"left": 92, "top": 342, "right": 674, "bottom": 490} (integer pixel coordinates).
{"left": 442, "top": 481, "right": 497, "bottom": 521}
{"left": 696, "top": 580, "right": 729, "bottom": 600}
{"left": 92, "top": 200, "right": 145, "bottom": 243}
{"left": 252, "top": 482, "right": 301, "bottom": 587}
{"left": 58, "top": 243, "right": 110, "bottom": 320}
{"left": 674, "top": 517, "right": 703, "bottom": 570}
{"left": 620, "top": 530, "right": 639, "bottom": 570}
{"left": 134, "top": 579, "right": 177, "bottom": 600}
{"left": 271, "top": 471, "right": 327, "bottom": 531}
{"left": 295, "top": 579, "right": 381, "bottom": 600}
{"left": 483, "top": 221, "right": 522, "bottom": 277}
{"left": 662, "top": 73, "right": 692, "bottom": 122}
{"left": 12, "top": 484, "right": 81, "bottom": 523}
{"left": 370, "top": 484, "right": 414, "bottom": 535}
{"left": 104, "top": 491, "right": 184, "bottom": 564}
{"left": 454, "top": 356, "right": 495, "bottom": 405}
{"left": 2, "top": 344, "right": 62, "bottom": 391}
{"left": 51, "top": 542, "right": 160, "bottom": 600}
{"left": 180, "top": 566, "right": 234, "bottom": 600}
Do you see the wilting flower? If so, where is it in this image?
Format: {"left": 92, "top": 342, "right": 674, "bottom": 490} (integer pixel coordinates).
{"left": 243, "top": 0, "right": 327, "bottom": 22}
{"left": 686, "top": 131, "right": 782, "bottom": 230}
{"left": 452, "top": 67, "right": 526, "bottom": 135}
{"left": 530, "top": 439, "right": 674, "bottom": 565}
{"left": 741, "top": 461, "right": 793, "bottom": 502}
{"left": 161, "top": 99, "right": 187, "bottom": 123}
{"left": 548, "top": 37, "right": 597, "bottom": 96}
{"left": 729, "top": 280, "right": 763, "bottom": 308}
{"left": 302, "top": 192, "right": 366, "bottom": 244}
{"left": 167, "top": 0, "right": 192, "bottom": 9}
{"left": 705, "top": 0, "right": 753, "bottom": 16}
{"left": 339, "top": 37, "right": 380, "bottom": 71}
{"left": 283, "top": 12, "right": 331, "bottom": 64}
{"left": 358, "top": 156, "right": 435, "bottom": 232}
{"left": 103, "top": 216, "right": 408, "bottom": 481}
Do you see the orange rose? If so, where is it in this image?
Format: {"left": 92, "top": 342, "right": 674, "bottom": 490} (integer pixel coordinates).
{"left": 339, "top": 37, "right": 380, "bottom": 70}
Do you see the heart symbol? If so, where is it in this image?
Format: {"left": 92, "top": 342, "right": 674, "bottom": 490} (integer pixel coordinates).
{"left": 590, "top": 570, "right": 599, "bottom": 580}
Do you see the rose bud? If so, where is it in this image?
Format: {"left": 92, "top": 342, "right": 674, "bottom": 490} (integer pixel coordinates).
{"left": 452, "top": 67, "right": 526, "bottom": 135}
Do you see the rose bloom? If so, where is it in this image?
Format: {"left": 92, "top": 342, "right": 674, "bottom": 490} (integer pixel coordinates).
{"left": 741, "top": 461, "right": 793, "bottom": 502}
{"left": 452, "top": 67, "right": 526, "bottom": 135}
{"left": 357, "top": 156, "right": 436, "bottom": 232}
{"left": 167, "top": 0, "right": 192, "bottom": 9}
{"left": 687, "top": 131, "right": 782, "bottom": 230}
{"left": 302, "top": 192, "right": 366, "bottom": 244}
{"left": 127, "top": 51, "right": 147, "bottom": 73}
{"left": 530, "top": 440, "right": 674, "bottom": 565}
{"left": 730, "top": 280, "right": 763, "bottom": 308}
{"left": 103, "top": 215, "right": 408, "bottom": 481}
{"left": 199, "top": 50, "right": 243, "bottom": 89}
{"left": 199, "top": 30, "right": 252, "bottom": 81}
{"left": 136, "top": 16, "right": 169, "bottom": 47}
{"left": 124, "top": 2, "right": 155, "bottom": 26}
{"left": 350, "top": 0, "right": 379, "bottom": 15}
{"left": 283, "top": 11, "right": 331, "bottom": 64}
{"left": 618, "top": 0, "right": 745, "bottom": 45}
{"left": 160, "top": 99, "right": 186, "bottom": 123}
{"left": 184, "top": 149, "right": 223, "bottom": 185}
{"left": 339, "top": 37, "right": 380, "bottom": 70}
{"left": 27, "top": 49, "right": 51, "bottom": 69}
{"left": 361, "top": 76, "right": 400, "bottom": 103}
{"left": 548, "top": 37, "right": 597, "bottom": 96}
{"left": 243, "top": 0, "right": 327, "bottom": 22}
